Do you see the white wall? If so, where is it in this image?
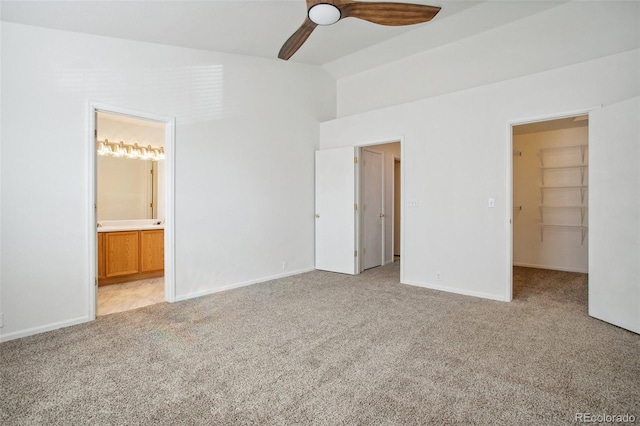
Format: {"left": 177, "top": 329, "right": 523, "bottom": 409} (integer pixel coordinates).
{"left": 0, "top": 23, "right": 335, "bottom": 340}
{"left": 0, "top": 7, "right": 3, "bottom": 330}
{"left": 513, "top": 126, "right": 589, "bottom": 273}
{"left": 336, "top": 1, "right": 639, "bottom": 117}
{"left": 320, "top": 49, "right": 639, "bottom": 301}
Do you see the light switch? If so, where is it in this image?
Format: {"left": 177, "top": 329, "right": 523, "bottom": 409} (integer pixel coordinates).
{"left": 408, "top": 199, "right": 419, "bottom": 207}
{"left": 488, "top": 198, "right": 495, "bottom": 208}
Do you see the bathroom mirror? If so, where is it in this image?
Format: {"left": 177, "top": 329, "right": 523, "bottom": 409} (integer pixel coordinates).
{"left": 96, "top": 156, "right": 163, "bottom": 221}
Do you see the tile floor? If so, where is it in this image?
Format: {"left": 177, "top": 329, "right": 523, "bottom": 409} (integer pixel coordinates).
{"left": 97, "top": 277, "right": 165, "bottom": 316}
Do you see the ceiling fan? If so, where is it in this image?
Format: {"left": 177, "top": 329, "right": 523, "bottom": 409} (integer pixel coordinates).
{"left": 278, "top": 0, "right": 441, "bottom": 60}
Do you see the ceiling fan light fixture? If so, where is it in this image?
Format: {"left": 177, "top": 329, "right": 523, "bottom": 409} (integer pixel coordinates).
{"left": 279, "top": 0, "right": 441, "bottom": 60}
{"left": 308, "top": 3, "right": 341, "bottom": 26}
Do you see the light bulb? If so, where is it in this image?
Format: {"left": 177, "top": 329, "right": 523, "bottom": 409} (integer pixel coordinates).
{"left": 308, "top": 3, "right": 341, "bottom": 25}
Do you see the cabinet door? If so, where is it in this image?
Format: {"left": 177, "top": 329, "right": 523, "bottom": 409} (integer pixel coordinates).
{"left": 105, "top": 231, "right": 139, "bottom": 277}
{"left": 140, "top": 229, "right": 164, "bottom": 272}
{"left": 97, "top": 233, "right": 106, "bottom": 279}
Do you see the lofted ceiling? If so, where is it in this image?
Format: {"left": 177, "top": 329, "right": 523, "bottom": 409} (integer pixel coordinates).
{"left": 1, "top": 0, "right": 568, "bottom": 78}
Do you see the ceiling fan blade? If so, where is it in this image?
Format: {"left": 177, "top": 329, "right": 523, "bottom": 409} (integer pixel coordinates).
{"left": 278, "top": 18, "right": 318, "bottom": 60}
{"left": 340, "top": 2, "right": 441, "bottom": 26}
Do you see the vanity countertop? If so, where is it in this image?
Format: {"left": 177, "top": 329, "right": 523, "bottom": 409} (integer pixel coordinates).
{"left": 97, "top": 219, "right": 164, "bottom": 233}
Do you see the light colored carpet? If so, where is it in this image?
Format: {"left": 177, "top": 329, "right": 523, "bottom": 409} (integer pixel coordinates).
{"left": 1, "top": 264, "right": 639, "bottom": 425}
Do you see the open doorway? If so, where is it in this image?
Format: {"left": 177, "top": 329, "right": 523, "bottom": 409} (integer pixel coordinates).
{"left": 511, "top": 115, "right": 589, "bottom": 299}
{"left": 314, "top": 139, "right": 402, "bottom": 279}
{"left": 89, "top": 104, "right": 175, "bottom": 319}
{"left": 358, "top": 142, "right": 401, "bottom": 273}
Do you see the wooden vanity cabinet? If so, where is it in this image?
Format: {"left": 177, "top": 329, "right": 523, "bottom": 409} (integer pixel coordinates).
{"left": 105, "top": 231, "right": 140, "bottom": 277}
{"left": 98, "top": 229, "right": 164, "bottom": 285}
{"left": 97, "top": 233, "right": 106, "bottom": 279}
{"left": 140, "top": 230, "right": 164, "bottom": 272}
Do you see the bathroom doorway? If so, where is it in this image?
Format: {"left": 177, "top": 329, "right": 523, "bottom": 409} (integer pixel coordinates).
{"left": 89, "top": 104, "right": 175, "bottom": 319}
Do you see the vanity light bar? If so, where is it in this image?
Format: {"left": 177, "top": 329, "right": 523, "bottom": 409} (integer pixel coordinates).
{"left": 97, "top": 139, "right": 165, "bottom": 161}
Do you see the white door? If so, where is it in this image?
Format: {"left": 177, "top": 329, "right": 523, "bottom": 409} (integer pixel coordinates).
{"left": 361, "top": 149, "right": 384, "bottom": 270}
{"left": 588, "top": 97, "right": 640, "bottom": 334}
{"left": 315, "top": 147, "right": 357, "bottom": 275}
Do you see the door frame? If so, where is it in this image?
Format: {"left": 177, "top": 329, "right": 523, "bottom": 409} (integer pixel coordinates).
{"left": 505, "top": 106, "right": 598, "bottom": 302}
{"left": 359, "top": 147, "right": 385, "bottom": 272}
{"left": 87, "top": 101, "right": 176, "bottom": 320}
{"left": 354, "top": 137, "right": 404, "bottom": 281}
{"left": 392, "top": 155, "right": 401, "bottom": 259}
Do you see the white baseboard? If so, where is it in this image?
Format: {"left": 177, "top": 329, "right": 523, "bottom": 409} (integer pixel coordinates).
{"left": 1, "top": 269, "right": 317, "bottom": 342}
{"left": 513, "top": 262, "right": 588, "bottom": 274}
{"left": 0, "top": 316, "right": 90, "bottom": 343}
{"left": 401, "top": 279, "right": 507, "bottom": 302}
{"left": 174, "top": 267, "right": 315, "bottom": 302}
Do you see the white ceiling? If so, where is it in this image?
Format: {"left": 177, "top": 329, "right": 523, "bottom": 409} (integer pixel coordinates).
{"left": 1, "top": 0, "right": 568, "bottom": 78}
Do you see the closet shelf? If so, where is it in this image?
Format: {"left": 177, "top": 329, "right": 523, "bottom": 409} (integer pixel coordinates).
{"left": 539, "top": 204, "right": 587, "bottom": 226}
{"left": 540, "top": 185, "right": 587, "bottom": 205}
{"left": 539, "top": 163, "right": 588, "bottom": 186}
{"left": 538, "top": 144, "right": 588, "bottom": 167}
{"left": 539, "top": 225, "right": 588, "bottom": 245}
{"left": 537, "top": 144, "right": 589, "bottom": 243}
{"left": 540, "top": 165, "right": 588, "bottom": 170}
{"left": 540, "top": 185, "right": 587, "bottom": 189}
{"left": 539, "top": 205, "right": 587, "bottom": 209}
{"left": 539, "top": 205, "right": 587, "bottom": 225}
{"left": 538, "top": 144, "right": 588, "bottom": 152}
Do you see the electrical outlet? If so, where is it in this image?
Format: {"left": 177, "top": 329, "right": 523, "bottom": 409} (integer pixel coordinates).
{"left": 282, "top": 261, "right": 287, "bottom": 270}
{"left": 436, "top": 272, "right": 442, "bottom": 281}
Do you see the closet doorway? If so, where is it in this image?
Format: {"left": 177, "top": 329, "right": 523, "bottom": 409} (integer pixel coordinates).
{"left": 89, "top": 104, "right": 175, "bottom": 319}
{"left": 314, "top": 140, "right": 402, "bottom": 278}
{"left": 358, "top": 142, "right": 401, "bottom": 273}
{"left": 511, "top": 115, "right": 589, "bottom": 299}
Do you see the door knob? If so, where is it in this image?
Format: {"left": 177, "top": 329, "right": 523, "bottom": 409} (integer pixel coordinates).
{"left": 315, "top": 214, "right": 320, "bottom": 218}
{"left": 379, "top": 213, "right": 385, "bottom": 218}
